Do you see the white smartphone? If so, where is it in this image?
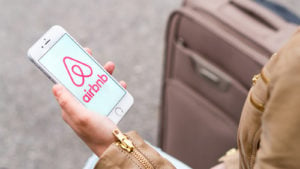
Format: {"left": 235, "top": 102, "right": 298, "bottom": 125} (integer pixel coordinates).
{"left": 27, "top": 25, "right": 134, "bottom": 124}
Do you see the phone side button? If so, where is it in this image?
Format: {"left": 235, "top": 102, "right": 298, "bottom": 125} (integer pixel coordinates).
{"left": 115, "top": 107, "right": 124, "bottom": 116}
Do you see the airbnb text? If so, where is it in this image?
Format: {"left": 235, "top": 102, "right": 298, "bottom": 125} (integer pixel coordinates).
{"left": 82, "top": 74, "right": 108, "bottom": 103}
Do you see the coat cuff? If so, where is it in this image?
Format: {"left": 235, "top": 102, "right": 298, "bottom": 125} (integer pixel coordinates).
{"left": 94, "top": 131, "right": 175, "bottom": 169}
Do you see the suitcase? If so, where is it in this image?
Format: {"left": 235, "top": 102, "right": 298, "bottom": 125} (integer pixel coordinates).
{"left": 159, "top": 0, "right": 297, "bottom": 168}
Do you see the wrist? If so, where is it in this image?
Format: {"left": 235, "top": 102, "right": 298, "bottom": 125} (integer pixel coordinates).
{"left": 93, "top": 127, "right": 119, "bottom": 157}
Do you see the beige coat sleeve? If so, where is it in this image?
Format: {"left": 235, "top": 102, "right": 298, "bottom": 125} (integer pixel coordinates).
{"left": 94, "top": 131, "right": 175, "bottom": 169}
{"left": 254, "top": 32, "right": 300, "bottom": 169}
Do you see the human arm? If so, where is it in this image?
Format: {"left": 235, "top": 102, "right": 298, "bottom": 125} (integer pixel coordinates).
{"left": 52, "top": 48, "right": 175, "bottom": 168}
{"left": 253, "top": 30, "right": 300, "bottom": 169}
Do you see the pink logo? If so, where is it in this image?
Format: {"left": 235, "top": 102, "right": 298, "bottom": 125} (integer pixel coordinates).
{"left": 82, "top": 74, "right": 108, "bottom": 103}
{"left": 63, "top": 56, "right": 93, "bottom": 87}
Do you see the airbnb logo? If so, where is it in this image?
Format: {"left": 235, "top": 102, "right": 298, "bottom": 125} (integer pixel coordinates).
{"left": 63, "top": 56, "right": 93, "bottom": 87}
{"left": 63, "top": 56, "right": 109, "bottom": 103}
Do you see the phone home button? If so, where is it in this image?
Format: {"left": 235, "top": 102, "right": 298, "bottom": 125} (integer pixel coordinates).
{"left": 115, "top": 107, "right": 124, "bottom": 116}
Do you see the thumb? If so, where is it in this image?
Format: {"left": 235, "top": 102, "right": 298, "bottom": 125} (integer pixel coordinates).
{"left": 52, "top": 84, "right": 85, "bottom": 116}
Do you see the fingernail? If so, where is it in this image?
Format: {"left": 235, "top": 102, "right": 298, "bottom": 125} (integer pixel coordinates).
{"left": 54, "top": 85, "right": 63, "bottom": 97}
{"left": 85, "top": 48, "right": 92, "bottom": 55}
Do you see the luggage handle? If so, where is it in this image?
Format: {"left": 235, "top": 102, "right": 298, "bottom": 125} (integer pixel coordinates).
{"left": 229, "top": 0, "right": 282, "bottom": 31}
{"left": 190, "top": 53, "right": 231, "bottom": 92}
{"left": 177, "top": 41, "right": 231, "bottom": 92}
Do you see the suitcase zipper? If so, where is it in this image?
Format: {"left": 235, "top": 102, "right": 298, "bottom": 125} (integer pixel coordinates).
{"left": 113, "top": 129, "right": 154, "bottom": 169}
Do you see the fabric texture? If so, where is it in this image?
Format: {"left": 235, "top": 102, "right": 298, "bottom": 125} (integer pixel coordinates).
{"left": 146, "top": 142, "right": 192, "bottom": 169}
{"left": 94, "top": 131, "right": 175, "bottom": 169}
{"left": 83, "top": 144, "right": 191, "bottom": 169}
{"left": 238, "top": 29, "right": 300, "bottom": 169}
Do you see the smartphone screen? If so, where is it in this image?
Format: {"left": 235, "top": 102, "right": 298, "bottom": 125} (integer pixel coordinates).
{"left": 39, "top": 33, "right": 126, "bottom": 116}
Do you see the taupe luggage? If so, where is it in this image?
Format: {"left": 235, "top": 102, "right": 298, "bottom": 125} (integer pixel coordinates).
{"left": 159, "top": 0, "right": 297, "bottom": 168}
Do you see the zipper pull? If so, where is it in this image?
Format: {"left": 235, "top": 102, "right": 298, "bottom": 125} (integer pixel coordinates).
{"left": 113, "top": 129, "right": 134, "bottom": 153}
{"left": 252, "top": 73, "right": 261, "bottom": 85}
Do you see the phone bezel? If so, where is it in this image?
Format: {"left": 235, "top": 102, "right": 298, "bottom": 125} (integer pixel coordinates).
{"left": 27, "top": 25, "right": 134, "bottom": 124}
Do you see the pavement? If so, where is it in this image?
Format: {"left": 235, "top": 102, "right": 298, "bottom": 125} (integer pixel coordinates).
{"left": 0, "top": 0, "right": 298, "bottom": 169}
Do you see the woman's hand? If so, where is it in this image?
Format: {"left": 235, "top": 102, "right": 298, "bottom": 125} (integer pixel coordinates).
{"left": 52, "top": 48, "right": 127, "bottom": 157}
